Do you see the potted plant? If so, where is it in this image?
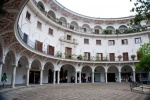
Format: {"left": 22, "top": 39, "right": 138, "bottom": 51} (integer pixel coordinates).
{"left": 131, "top": 54, "right": 136, "bottom": 60}
{"left": 77, "top": 55, "right": 83, "bottom": 60}
{"left": 117, "top": 55, "right": 122, "bottom": 61}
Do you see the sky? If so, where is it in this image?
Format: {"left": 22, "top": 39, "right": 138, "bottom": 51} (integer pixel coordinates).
{"left": 56, "top": 0, "right": 136, "bottom": 18}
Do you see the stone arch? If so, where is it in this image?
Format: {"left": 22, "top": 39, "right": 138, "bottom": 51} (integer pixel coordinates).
{"left": 81, "top": 65, "right": 92, "bottom": 83}
{"left": 2, "top": 50, "right": 16, "bottom": 85}
{"left": 37, "top": 1, "right": 45, "bottom": 12}
{"left": 0, "top": 39, "right": 4, "bottom": 61}
{"left": 29, "top": 59, "right": 42, "bottom": 84}
{"left": 119, "top": 25, "right": 127, "bottom": 33}
{"left": 94, "top": 66, "right": 105, "bottom": 82}
{"left": 43, "top": 62, "right": 54, "bottom": 83}
{"left": 60, "top": 64, "right": 76, "bottom": 83}
{"left": 70, "top": 21, "right": 79, "bottom": 30}
{"left": 94, "top": 25, "right": 103, "bottom": 34}
{"left": 16, "top": 56, "right": 29, "bottom": 85}
{"left": 82, "top": 24, "right": 91, "bottom": 33}
{"left": 121, "top": 65, "right": 133, "bottom": 82}
{"left": 31, "top": 59, "right": 42, "bottom": 69}
{"left": 59, "top": 17, "right": 67, "bottom": 27}
{"left": 106, "top": 26, "right": 115, "bottom": 34}
{"left": 47, "top": 10, "right": 56, "bottom": 21}
{"left": 107, "top": 65, "right": 119, "bottom": 82}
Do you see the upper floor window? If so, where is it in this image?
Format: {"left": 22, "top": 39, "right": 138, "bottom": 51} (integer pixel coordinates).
{"left": 67, "top": 35, "right": 71, "bottom": 40}
{"left": 108, "top": 40, "right": 115, "bottom": 45}
{"left": 70, "top": 25, "right": 74, "bottom": 30}
{"left": 83, "top": 28, "right": 87, "bottom": 32}
{"left": 135, "top": 37, "right": 142, "bottom": 44}
{"left": 49, "top": 28, "right": 53, "bottom": 35}
{"left": 121, "top": 39, "right": 128, "bottom": 45}
{"left": 37, "top": 21, "right": 42, "bottom": 29}
{"left": 95, "top": 29, "right": 99, "bottom": 34}
{"left": 26, "top": 11, "right": 31, "bottom": 21}
{"left": 84, "top": 39, "right": 89, "bottom": 44}
{"left": 96, "top": 40, "right": 101, "bottom": 45}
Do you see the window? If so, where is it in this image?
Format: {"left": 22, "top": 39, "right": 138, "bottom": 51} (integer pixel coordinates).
{"left": 109, "top": 53, "right": 115, "bottom": 61}
{"left": 135, "top": 37, "right": 142, "bottom": 44}
{"left": 26, "top": 11, "right": 31, "bottom": 21}
{"left": 96, "top": 40, "right": 101, "bottom": 45}
{"left": 96, "top": 53, "right": 103, "bottom": 61}
{"left": 121, "top": 39, "right": 128, "bottom": 45}
{"left": 83, "top": 28, "right": 87, "bottom": 32}
{"left": 49, "top": 28, "right": 53, "bottom": 35}
{"left": 70, "top": 25, "right": 74, "bottom": 30}
{"left": 47, "top": 45, "right": 55, "bottom": 56}
{"left": 84, "top": 52, "right": 90, "bottom": 60}
{"left": 108, "top": 40, "right": 115, "bottom": 45}
{"left": 37, "top": 21, "right": 42, "bottom": 29}
{"left": 67, "top": 35, "right": 71, "bottom": 40}
{"left": 95, "top": 29, "right": 99, "bottom": 34}
{"left": 84, "top": 39, "right": 89, "bottom": 44}
{"left": 35, "top": 40, "right": 43, "bottom": 52}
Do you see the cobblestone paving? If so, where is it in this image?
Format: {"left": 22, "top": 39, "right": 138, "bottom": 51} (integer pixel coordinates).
{"left": 0, "top": 83, "right": 150, "bottom": 100}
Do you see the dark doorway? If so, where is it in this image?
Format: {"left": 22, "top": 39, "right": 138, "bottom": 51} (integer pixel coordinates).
{"left": 82, "top": 73, "right": 86, "bottom": 83}
{"left": 29, "top": 71, "right": 34, "bottom": 83}
{"left": 48, "top": 69, "right": 53, "bottom": 83}
{"left": 29, "top": 71, "right": 40, "bottom": 84}
{"left": 107, "top": 73, "right": 115, "bottom": 82}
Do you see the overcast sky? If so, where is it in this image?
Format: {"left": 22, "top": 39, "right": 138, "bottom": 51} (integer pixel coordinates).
{"left": 56, "top": 0, "right": 136, "bottom": 18}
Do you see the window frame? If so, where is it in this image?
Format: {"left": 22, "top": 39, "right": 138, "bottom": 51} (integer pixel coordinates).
{"left": 48, "top": 28, "right": 53, "bottom": 35}
{"left": 84, "top": 38, "right": 89, "bottom": 44}
{"left": 37, "top": 21, "right": 42, "bottom": 29}
{"left": 135, "top": 37, "right": 142, "bottom": 44}
{"left": 108, "top": 40, "right": 115, "bottom": 45}
{"left": 96, "top": 40, "right": 101, "bottom": 45}
{"left": 26, "top": 11, "right": 31, "bottom": 21}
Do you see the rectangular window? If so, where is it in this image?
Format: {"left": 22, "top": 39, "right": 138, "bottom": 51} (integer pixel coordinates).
{"left": 96, "top": 53, "right": 103, "bottom": 61}
{"left": 109, "top": 53, "right": 115, "bottom": 61}
{"left": 123, "top": 52, "right": 129, "bottom": 61}
{"left": 49, "top": 28, "right": 53, "bottom": 35}
{"left": 47, "top": 45, "right": 54, "bottom": 56}
{"left": 23, "top": 33, "right": 28, "bottom": 43}
{"left": 26, "top": 11, "right": 31, "bottom": 21}
{"left": 135, "top": 37, "right": 142, "bottom": 44}
{"left": 96, "top": 40, "right": 101, "bottom": 45}
{"left": 84, "top": 52, "right": 90, "bottom": 61}
{"left": 108, "top": 40, "right": 115, "bottom": 45}
{"left": 35, "top": 40, "right": 43, "bottom": 52}
{"left": 84, "top": 39, "right": 89, "bottom": 44}
{"left": 121, "top": 39, "right": 128, "bottom": 45}
{"left": 67, "top": 35, "right": 71, "bottom": 40}
{"left": 37, "top": 21, "right": 42, "bottom": 29}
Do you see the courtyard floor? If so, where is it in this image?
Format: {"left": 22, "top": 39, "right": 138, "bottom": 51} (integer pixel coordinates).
{"left": 0, "top": 83, "right": 150, "bottom": 100}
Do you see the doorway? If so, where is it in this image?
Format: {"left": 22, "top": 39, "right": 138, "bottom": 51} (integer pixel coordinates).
{"left": 107, "top": 73, "right": 115, "bottom": 82}
{"left": 48, "top": 69, "right": 53, "bottom": 83}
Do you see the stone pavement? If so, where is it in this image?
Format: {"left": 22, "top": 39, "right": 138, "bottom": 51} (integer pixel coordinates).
{"left": 0, "top": 83, "right": 150, "bottom": 100}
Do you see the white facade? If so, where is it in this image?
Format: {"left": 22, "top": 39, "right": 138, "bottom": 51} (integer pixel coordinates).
{"left": 0, "top": 0, "right": 150, "bottom": 88}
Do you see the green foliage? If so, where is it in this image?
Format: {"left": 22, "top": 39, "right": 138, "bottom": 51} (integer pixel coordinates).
{"left": 136, "top": 54, "right": 150, "bottom": 71}
{"left": 130, "top": 0, "right": 150, "bottom": 25}
{"left": 131, "top": 54, "right": 136, "bottom": 59}
{"left": 115, "top": 29, "right": 121, "bottom": 35}
{"left": 136, "top": 42, "right": 150, "bottom": 71}
{"left": 104, "top": 30, "right": 112, "bottom": 34}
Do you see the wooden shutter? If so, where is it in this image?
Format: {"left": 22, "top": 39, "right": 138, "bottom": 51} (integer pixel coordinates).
{"left": 39, "top": 42, "right": 43, "bottom": 52}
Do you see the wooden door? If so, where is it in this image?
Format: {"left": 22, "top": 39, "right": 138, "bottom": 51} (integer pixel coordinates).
{"left": 65, "top": 47, "right": 72, "bottom": 58}
{"left": 123, "top": 53, "right": 128, "bottom": 61}
{"left": 48, "top": 45, "right": 54, "bottom": 56}
{"left": 109, "top": 53, "right": 115, "bottom": 61}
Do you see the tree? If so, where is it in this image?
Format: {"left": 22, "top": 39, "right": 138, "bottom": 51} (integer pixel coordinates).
{"left": 130, "top": 0, "right": 150, "bottom": 25}
{"left": 136, "top": 42, "right": 150, "bottom": 71}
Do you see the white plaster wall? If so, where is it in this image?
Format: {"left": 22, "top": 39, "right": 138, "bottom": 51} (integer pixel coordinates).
{"left": 16, "top": 67, "right": 27, "bottom": 84}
